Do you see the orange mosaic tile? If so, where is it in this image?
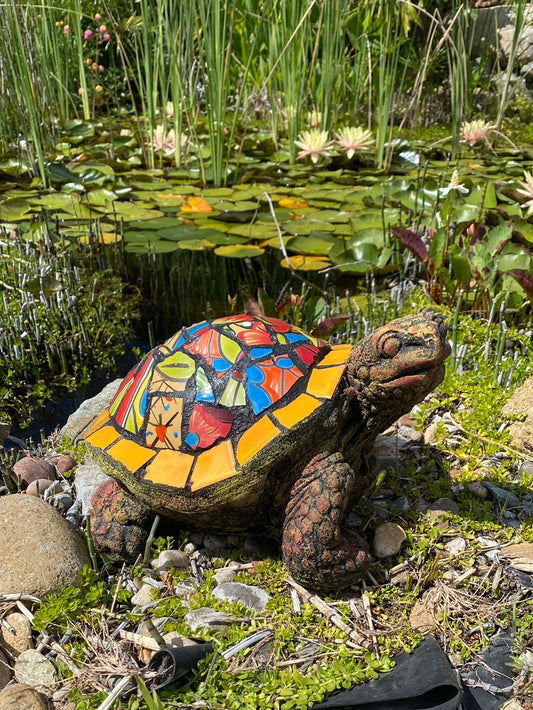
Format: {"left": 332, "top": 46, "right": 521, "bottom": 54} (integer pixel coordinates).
{"left": 306, "top": 362, "right": 345, "bottom": 400}
{"left": 84, "top": 409, "right": 111, "bottom": 438}
{"left": 236, "top": 415, "right": 281, "bottom": 466}
{"left": 145, "top": 449, "right": 194, "bottom": 488}
{"left": 85, "top": 422, "right": 120, "bottom": 450}
{"left": 189, "top": 438, "right": 237, "bottom": 491}
{"left": 273, "top": 392, "right": 321, "bottom": 429}
{"left": 318, "top": 344, "right": 352, "bottom": 367}
{"left": 106, "top": 438, "right": 155, "bottom": 473}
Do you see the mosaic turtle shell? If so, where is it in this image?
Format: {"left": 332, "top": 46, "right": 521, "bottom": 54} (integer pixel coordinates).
{"left": 84, "top": 315, "right": 352, "bottom": 492}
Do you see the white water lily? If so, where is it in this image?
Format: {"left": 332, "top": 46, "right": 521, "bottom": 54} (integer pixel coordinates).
{"left": 335, "top": 126, "right": 375, "bottom": 158}
{"left": 294, "top": 128, "right": 332, "bottom": 163}
{"left": 439, "top": 170, "right": 469, "bottom": 197}
{"left": 460, "top": 119, "right": 495, "bottom": 147}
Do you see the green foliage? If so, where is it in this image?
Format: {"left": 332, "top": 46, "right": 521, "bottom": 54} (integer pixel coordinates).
{"left": 0, "top": 229, "right": 132, "bottom": 427}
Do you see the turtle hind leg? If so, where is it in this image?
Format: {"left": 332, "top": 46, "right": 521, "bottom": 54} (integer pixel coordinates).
{"left": 89, "top": 478, "right": 152, "bottom": 561}
{"left": 282, "top": 452, "right": 372, "bottom": 594}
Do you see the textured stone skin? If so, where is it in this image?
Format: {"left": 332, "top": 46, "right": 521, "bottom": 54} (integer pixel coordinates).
{"left": 89, "top": 309, "right": 450, "bottom": 593}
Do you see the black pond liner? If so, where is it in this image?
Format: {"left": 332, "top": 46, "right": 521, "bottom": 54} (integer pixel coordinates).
{"left": 145, "top": 642, "right": 213, "bottom": 690}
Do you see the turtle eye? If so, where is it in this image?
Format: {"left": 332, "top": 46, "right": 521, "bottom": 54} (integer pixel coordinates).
{"left": 381, "top": 335, "right": 402, "bottom": 358}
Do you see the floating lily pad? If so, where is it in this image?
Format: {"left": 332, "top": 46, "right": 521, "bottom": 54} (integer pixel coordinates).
{"left": 0, "top": 198, "right": 31, "bottom": 221}
{"left": 111, "top": 202, "right": 164, "bottom": 221}
{"left": 227, "top": 223, "right": 278, "bottom": 239}
{"left": 214, "top": 244, "right": 265, "bottom": 258}
{"left": 181, "top": 196, "right": 213, "bottom": 213}
{"left": 281, "top": 254, "right": 331, "bottom": 270}
{"left": 128, "top": 217, "right": 181, "bottom": 230}
{"left": 177, "top": 238, "right": 215, "bottom": 250}
{"left": 87, "top": 188, "right": 118, "bottom": 206}
{"left": 125, "top": 239, "right": 180, "bottom": 254}
{"left": 285, "top": 232, "right": 336, "bottom": 255}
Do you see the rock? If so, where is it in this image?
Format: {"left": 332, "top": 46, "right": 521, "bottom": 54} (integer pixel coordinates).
{"left": 372, "top": 522, "right": 406, "bottom": 559}
{"left": 131, "top": 584, "right": 156, "bottom": 607}
{"left": 52, "top": 454, "right": 77, "bottom": 475}
{"left": 184, "top": 607, "right": 237, "bottom": 633}
{"left": 0, "top": 683, "right": 49, "bottom": 709}
{"left": 212, "top": 582, "right": 269, "bottom": 613}
{"left": 0, "top": 647, "right": 12, "bottom": 689}
{"left": 482, "top": 482, "right": 522, "bottom": 509}
{"left": 519, "top": 460, "right": 533, "bottom": 476}
{"left": 14, "top": 649, "right": 57, "bottom": 695}
{"left": 428, "top": 497, "right": 459, "bottom": 517}
{"left": 0, "top": 612, "right": 32, "bottom": 659}
{"left": 151, "top": 550, "right": 190, "bottom": 573}
{"left": 60, "top": 378, "right": 122, "bottom": 442}
{"left": 25, "top": 479, "right": 57, "bottom": 496}
{"left": 444, "top": 537, "right": 467, "bottom": 555}
{"left": 73, "top": 457, "right": 110, "bottom": 516}
{"left": 501, "top": 375, "right": 533, "bottom": 451}
{"left": 0, "top": 494, "right": 90, "bottom": 597}
{"left": 502, "top": 542, "right": 533, "bottom": 573}
{"left": 409, "top": 601, "right": 435, "bottom": 633}
{"left": 12, "top": 458, "right": 56, "bottom": 488}
{"left": 214, "top": 568, "right": 237, "bottom": 585}
{"left": 468, "top": 481, "right": 489, "bottom": 499}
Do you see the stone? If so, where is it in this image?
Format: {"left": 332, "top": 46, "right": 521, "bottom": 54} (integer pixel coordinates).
{"left": 468, "top": 481, "right": 489, "bottom": 499}
{"left": 131, "top": 584, "right": 156, "bottom": 607}
{"left": 0, "top": 683, "right": 49, "bottom": 710}
{"left": 501, "top": 375, "right": 533, "bottom": 451}
{"left": 372, "top": 522, "right": 407, "bottom": 559}
{"left": 52, "top": 454, "right": 77, "bottom": 475}
{"left": 151, "top": 550, "right": 190, "bottom": 573}
{"left": 444, "top": 537, "right": 467, "bottom": 555}
{"left": 12, "top": 458, "right": 56, "bottom": 488}
{"left": 482, "top": 482, "right": 522, "bottom": 509}
{"left": 0, "top": 494, "right": 90, "bottom": 597}
{"left": 0, "top": 647, "right": 12, "bottom": 689}
{"left": 214, "top": 568, "right": 237, "bottom": 585}
{"left": 428, "top": 497, "right": 459, "bottom": 516}
{"left": 503, "top": 542, "right": 533, "bottom": 573}
{"left": 0, "top": 612, "right": 32, "bottom": 659}
{"left": 184, "top": 607, "right": 236, "bottom": 633}
{"left": 60, "top": 378, "right": 122, "bottom": 442}
{"left": 73, "top": 457, "right": 110, "bottom": 516}
{"left": 14, "top": 649, "right": 57, "bottom": 695}
{"left": 212, "top": 582, "right": 269, "bottom": 613}
{"left": 25, "top": 479, "right": 57, "bottom": 497}
{"left": 409, "top": 600, "right": 435, "bottom": 633}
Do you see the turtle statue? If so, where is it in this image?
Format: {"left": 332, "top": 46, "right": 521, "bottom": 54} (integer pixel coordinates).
{"left": 84, "top": 309, "right": 450, "bottom": 593}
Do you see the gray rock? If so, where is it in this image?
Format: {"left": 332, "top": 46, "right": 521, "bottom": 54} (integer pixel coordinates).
{"left": 0, "top": 683, "right": 49, "bottom": 710}
{"left": 214, "top": 568, "right": 237, "bottom": 585}
{"left": 482, "top": 482, "right": 522, "bottom": 509}
{"left": 151, "top": 549, "right": 190, "bottom": 573}
{"left": 60, "top": 378, "right": 122, "bottom": 442}
{"left": 372, "top": 522, "right": 406, "bottom": 559}
{"left": 212, "top": 582, "right": 269, "bottom": 613}
{"left": 73, "top": 457, "right": 110, "bottom": 516}
{"left": 14, "top": 649, "right": 57, "bottom": 695}
{"left": 184, "top": 607, "right": 237, "bottom": 633}
{"left": 0, "top": 494, "right": 90, "bottom": 597}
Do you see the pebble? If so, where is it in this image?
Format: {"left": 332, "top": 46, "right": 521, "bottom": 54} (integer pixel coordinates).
{"left": 0, "top": 494, "right": 90, "bottom": 597}
{"left": 131, "top": 584, "right": 157, "bottom": 607}
{"left": 14, "top": 648, "right": 58, "bottom": 695}
{"left": 52, "top": 454, "right": 77, "bottom": 475}
{"left": 0, "top": 611, "right": 32, "bottom": 659}
{"left": 467, "top": 481, "right": 488, "bottom": 499}
{"left": 0, "top": 683, "right": 49, "bottom": 709}
{"left": 372, "top": 522, "right": 407, "bottom": 558}
{"left": 212, "top": 581, "right": 270, "bottom": 613}
{"left": 184, "top": 607, "right": 237, "bottom": 633}
{"left": 428, "top": 497, "right": 459, "bottom": 519}
{"left": 519, "top": 460, "right": 533, "bottom": 476}
{"left": 151, "top": 549, "right": 190, "bottom": 573}
{"left": 444, "top": 537, "right": 467, "bottom": 555}
{"left": 214, "top": 568, "right": 237, "bottom": 585}
{"left": 72, "top": 457, "right": 110, "bottom": 516}
{"left": 25, "top": 478, "right": 58, "bottom": 496}
{"left": 409, "top": 600, "right": 435, "bottom": 633}
{"left": 12, "top": 457, "right": 56, "bottom": 488}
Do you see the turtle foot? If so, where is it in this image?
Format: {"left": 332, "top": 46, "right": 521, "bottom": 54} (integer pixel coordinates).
{"left": 89, "top": 478, "right": 152, "bottom": 561}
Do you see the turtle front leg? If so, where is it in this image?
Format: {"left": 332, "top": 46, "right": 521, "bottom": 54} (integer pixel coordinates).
{"left": 282, "top": 451, "right": 371, "bottom": 593}
{"left": 89, "top": 479, "right": 152, "bottom": 561}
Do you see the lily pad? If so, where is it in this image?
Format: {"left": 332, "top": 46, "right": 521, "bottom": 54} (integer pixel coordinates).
{"left": 280, "top": 255, "right": 331, "bottom": 271}
{"left": 0, "top": 198, "right": 31, "bottom": 221}
{"left": 214, "top": 244, "right": 265, "bottom": 258}
{"left": 177, "top": 238, "right": 215, "bottom": 251}
{"left": 111, "top": 202, "right": 164, "bottom": 221}
{"left": 285, "top": 232, "right": 336, "bottom": 255}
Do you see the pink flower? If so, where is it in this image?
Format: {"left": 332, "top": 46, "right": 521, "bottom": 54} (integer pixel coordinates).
{"left": 103, "top": 32, "right": 110, "bottom": 42}
{"left": 83, "top": 29, "right": 93, "bottom": 40}
{"left": 94, "top": 13, "right": 102, "bottom": 21}
{"left": 63, "top": 25, "right": 71, "bottom": 35}
{"left": 98, "top": 24, "right": 107, "bottom": 33}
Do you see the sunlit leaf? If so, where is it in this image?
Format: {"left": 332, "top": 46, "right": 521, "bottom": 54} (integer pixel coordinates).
{"left": 181, "top": 196, "right": 213, "bottom": 213}
{"left": 278, "top": 197, "right": 309, "bottom": 209}
{"left": 280, "top": 255, "right": 330, "bottom": 270}
{"left": 177, "top": 238, "right": 215, "bottom": 250}
{"left": 214, "top": 244, "right": 265, "bottom": 258}
{"left": 111, "top": 202, "right": 164, "bottom": 221}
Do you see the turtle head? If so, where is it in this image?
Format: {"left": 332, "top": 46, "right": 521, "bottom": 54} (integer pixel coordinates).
{"left": 345, "top": 308, "right": 451, "bottom": 427}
